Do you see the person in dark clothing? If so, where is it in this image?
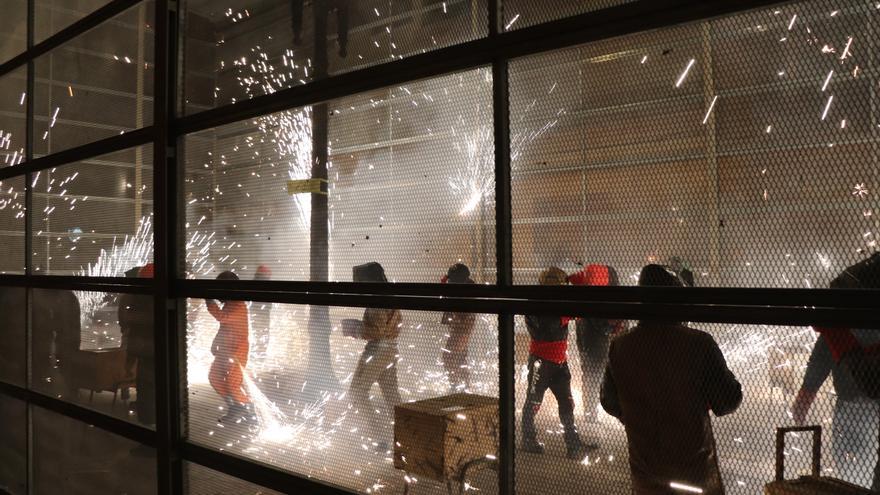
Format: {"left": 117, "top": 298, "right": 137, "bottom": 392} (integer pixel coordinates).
{"left": 792, "top": 336, "right": 878, "bottom": 488}
{"left": 290, "top": 0, "right": 349, "bottom": 57}
{"left": 344, "top": 262, "right": 402, "bottom": 453}
{"left": 667, "top": 256, "right": 695, "bottom": 287}
{"left": 31, "top": 289, "right": 81, "bottom": 397}
{"left": 568, "top": 264, "right": 624, "bottom": 424}
{"left": 119, "top": 264, "right": 156, "bottom": 426}
{"left": 250, "top": 265, "right": 273, "bottom": 366}
{"left": 440, "top": 263, "right": 476, "bottom": 392}
{"left": 521, "top": 267, "right": 592, "bottom": 459}
{"left": 601, "top": 264, "right": 742, "bottom": 495}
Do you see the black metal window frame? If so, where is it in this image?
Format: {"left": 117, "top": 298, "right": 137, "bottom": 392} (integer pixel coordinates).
{"left": 0, "top": 0, "right": 878, "bottom": 494}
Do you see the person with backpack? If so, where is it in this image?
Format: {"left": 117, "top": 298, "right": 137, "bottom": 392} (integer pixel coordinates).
{"left": 521, "top": 266, "right": 592, "bottom": 460}
{"left": 601, "top": 264, "right": 742, "bottom": 494}
{"left": 440, "top": 263, "right": 476, "bottom": 392}
{"left": 206, "top": 271, "right": 252, "bottom": 424}
{"left": 568, "top": 264, "right": 625, "bottom": 424}
{"left": 343, "top": 262, "right": 402, "bottom": 453}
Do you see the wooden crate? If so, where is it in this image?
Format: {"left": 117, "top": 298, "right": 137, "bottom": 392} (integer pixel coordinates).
{"left": 764, "top": 477, "right": 871, "bottom": 494}
{"left": 393, "top": 393, "right": 498, "bottom": 481}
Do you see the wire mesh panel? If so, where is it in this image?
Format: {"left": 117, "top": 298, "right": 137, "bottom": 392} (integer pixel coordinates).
{"left": 34, "top": 0, "right": 114, "bottom": 44}
{"left": 33, "top": 1, "right": 154, "bottom": 156}
{"left": 180, "top": 0, "right": 488, "bottom": 114}
{"left": 0, "top": 393, "right": 26, "bottom": 495}
{"left": 183, "top": 67, "right": 495, "bottom": 282}
{"left": 510, "top": 0, "right": 880, "bottom": 289}
{"left": 31, "top": 405, "right": 157, "bottom": 495}
{"left": 30, "top": 289, "right": 155, "bottom": 428}
{"left": 0, "top": 67, "right": 26, "bottom": 170}
{"left": 500, "top": 0, "right": 634, "bottom": 31}
{"left": 184, "top": 299, "right": 499, "bottom": 494}
{"left": 0, "top": 175, "right": 26, "bottom": 274}
{"left": 184, "top": 462, "right": 284, "bottom": 495}
{"left": 0, "top": 0, "right": 26, "bottom": 64}
{"left": 30, "top": 145, "right": 154, "bottom": 275}
{"left": 0, "top": 287, "right": 26, "bottom": 387}
{"left": 513, "top": 305, "right": 880, "bottom": 494}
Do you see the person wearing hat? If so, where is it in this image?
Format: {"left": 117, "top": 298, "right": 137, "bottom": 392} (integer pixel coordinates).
{"left": 206, "top": 271, "right": 252, "bottom": 423}
{"left": 118, "top": 264, "right": 155, "bottom": 426}
{"left": 440, "top": 263, "right": 477, "bottom": 392}
{"left": 568, "top": 264, "right": 625, "bottom": 425}
{"left": 601, "top": 264, "right": 742, "bottom": 495}
{"left": 343, "top": 262, "right": 402, "bottom": 453}
{"left": 250, "top": 265, "right": 273, "bottom": 366}
{"left": 521, "top": 266, "right": 592, "bottom": 460}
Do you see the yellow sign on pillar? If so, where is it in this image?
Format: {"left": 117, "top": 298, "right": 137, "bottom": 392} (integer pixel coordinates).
{"left": 287, "top": 178, "right": 328, "bottom": 195}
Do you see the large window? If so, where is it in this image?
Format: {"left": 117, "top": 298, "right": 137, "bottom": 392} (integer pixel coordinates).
{"left": 0, "top": 0, "right": 877, "bottom": 495}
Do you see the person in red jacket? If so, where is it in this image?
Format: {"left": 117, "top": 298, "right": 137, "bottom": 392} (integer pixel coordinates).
{"left": 206, "top": 271, "right": 251, "bottom": 423}
{"left": 521, "top": 266, "right": 592, "bottom": 459}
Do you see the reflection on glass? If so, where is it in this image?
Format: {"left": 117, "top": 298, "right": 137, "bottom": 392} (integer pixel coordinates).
{"left": 34, "top": 2, "right": 154, "bottom": 155}
{"left": 186, "top": 298, "right": 499, "bottom": 493}
{"left": 185, "top": 462, "right": 283, "bottom": 495}
{"left": 32, "top": 406, "right": 157, "bottom": 495}
{"left": 31, "top": 288, "right": 154, "bottom": 427}
{"left": 502, "top": 0, "right": 633, "bottom": 31}
{"left": 0, "top": 68, "right": 27, "bottom": 169}
{"left": 34, "top": 0, "right": 113, "bottom": 43}
{"left": 510, "top": 0, "right": 879, "bottom": 288}
{"left": 181, "top": 0, "right": 488, "bottom": 113}
{"left": 183, "top": 68, "right": 495, "bottom": 282}
{"left": 0, "top": 395, "right": 26, "bottom": 495}
{"left": 0, "top": 0, "right": 26, "bottom": 63}
{"left": 0, "top": 287, "right": 26, "bottom": 386}
{"left": 31, "top": 146, "right": 154, "bottom": 275}
{"left": 0, "top": 176, "right": 26, "bottom": 274}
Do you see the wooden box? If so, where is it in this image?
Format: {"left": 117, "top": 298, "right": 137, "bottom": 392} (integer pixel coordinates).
{"left": 393, "top": 393, "right": 498, "bottom": 481}
{"left": 764, "top": 477, "right": 871, "bottom": 495}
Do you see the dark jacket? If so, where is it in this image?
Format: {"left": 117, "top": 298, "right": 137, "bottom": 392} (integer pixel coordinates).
{"left": 118, "top": 294, "right": 154, "bottom": 359}
{"left": 525, "top": 315, "right": 568, "bottom": 343}
{"left": 601, "top": 323, "right": 742, "bottom": 495}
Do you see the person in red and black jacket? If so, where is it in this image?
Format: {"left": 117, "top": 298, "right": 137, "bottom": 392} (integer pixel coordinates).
{"left": 521, "top": 266, "right": 593, "bottom": 459}
{"left": 568, "top": 264, "right": 625, "bottom": 425}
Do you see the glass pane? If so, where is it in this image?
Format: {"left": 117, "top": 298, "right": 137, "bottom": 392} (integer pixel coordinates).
{"left": 185, "top": 462, "right": 283, "bottom": 495}
{"left": 0, "top": 67, "right": 27, "bottom": 169}
{"left": 510, "top": 0, "right": 880, "bottom": 289}
{"left": 0, "top": 394, "right": 26, "bottom": 495}
{"left": 181, "top": 0, "right": 488, "bottom": 114}
{"left": 183, "top": 67, "right": 494, "bottom": 282}
{"left": 34, "top": 1, "right": 154, "bottom": 155}
{"left": 32, "top": 405, "right": 157, "bottom": 495}
{"left": 0, "top": 0, "right": 26, "bottom": 63}
{"left": 31, "top": 146, "right": 154, "bottom": 275}
{"left": 35, "top": 0, "right": 113, "bottom": 44}
{"left": 0, "top": 176, "right": 26, "bottom": 274}
{"left": 0, "top": 287, "right": 26, "bottom": 386}
{"left": 185, "top": 298, "right": 499, "bottom": 493}
{"left": 502, "top": 0, "right": 632, "bottom": 31}
{"left": 31, "top": 289, "right": 155, "bottom": 427}
{"left": 513, "top": 301, "right": 880, "bottom": 493}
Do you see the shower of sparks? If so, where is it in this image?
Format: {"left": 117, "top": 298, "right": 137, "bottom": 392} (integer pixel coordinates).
{"left": 675, "top": 58, "right": 696, "bottom": 88}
